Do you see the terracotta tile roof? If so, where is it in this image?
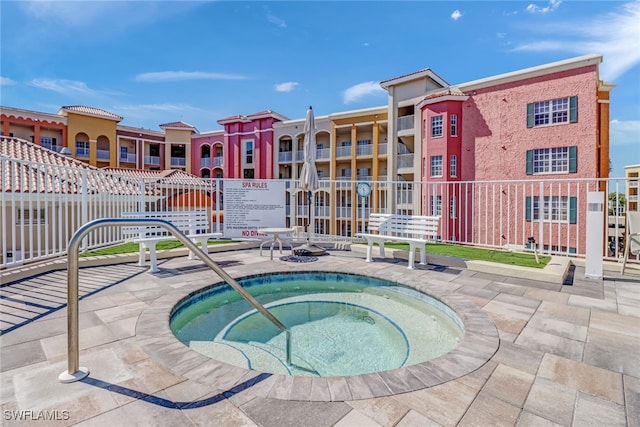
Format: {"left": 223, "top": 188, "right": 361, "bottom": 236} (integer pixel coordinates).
{"left": 59, "top": 105, "right": 123, "bottom": 121}
{"left": 0, "top": 137, "right": 139, "bottom": 195}
{"left": 422, "top": 87, "right": 467, "bottom": 100}
{"left": 380, "top": 67, "right": 433, "bottom": 86}
{"left": 159, "top": 121, "right": 198, "bottom": 131}
{"left": 102, "top": 167, "right": 216, "bottom": 190}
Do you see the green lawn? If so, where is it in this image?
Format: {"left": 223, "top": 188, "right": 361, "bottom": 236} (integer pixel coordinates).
{"left": 364, "top": 242, "right": 551, "bottom": 269}
{"left": 81, "top": 239, "right": 235, "bottom": 257}
{"left": 82, "top": 238, "right": 550, "bottom": 269}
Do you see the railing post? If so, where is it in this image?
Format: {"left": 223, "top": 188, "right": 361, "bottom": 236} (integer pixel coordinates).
{"left": 60, "top": 218, "right": 293, "bottom": 383}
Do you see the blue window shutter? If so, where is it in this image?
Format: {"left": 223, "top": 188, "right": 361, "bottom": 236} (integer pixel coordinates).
{"left": 569, "top": 146, "right": 577, "bottom": 173}
{"left": 525, "top": 196, "right": 532, "bottom": 222}
{"left": 526, "top": 150, "right": 533, "bottom": 175}
{"left": 569, "top": 96, "right": 578, "bottom": 123}
{"left": 569, "top": 197, "right": 577, "bottom": 224}
{"left": 526, "top": 103, "right": 534, "bottom": 128}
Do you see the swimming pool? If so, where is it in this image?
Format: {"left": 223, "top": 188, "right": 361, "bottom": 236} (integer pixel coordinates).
{"left": 170, "top": 272, "right": 464, "bottom": 377}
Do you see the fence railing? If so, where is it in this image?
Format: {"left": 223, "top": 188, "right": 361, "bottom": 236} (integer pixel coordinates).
{"left": 1, "top": 155, "right": 637, "bottom": 270}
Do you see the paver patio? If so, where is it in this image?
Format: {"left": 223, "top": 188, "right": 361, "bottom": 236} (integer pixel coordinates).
{"left": 1, "top": 247, "right": 638, "bottom": 426}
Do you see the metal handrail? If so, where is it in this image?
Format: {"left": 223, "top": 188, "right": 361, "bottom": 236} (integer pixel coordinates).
{"left": 59, "top": 218, "right": 292, "bottom": 383}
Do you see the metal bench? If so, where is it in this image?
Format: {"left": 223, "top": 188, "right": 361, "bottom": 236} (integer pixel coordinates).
{"left": 122, "top": 210, "right": 222, "bottom": 273}
{"left": 356, "top": 213, "right": 440, "bottom": 269}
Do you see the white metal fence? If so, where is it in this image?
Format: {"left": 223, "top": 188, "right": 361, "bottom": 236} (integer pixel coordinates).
{"left": 0, "top": 155, "right": 636, "bottom": 270}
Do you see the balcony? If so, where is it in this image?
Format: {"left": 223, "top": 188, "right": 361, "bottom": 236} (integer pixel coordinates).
{"left": 200, "top": 157, "right": 210, "bottom": 167}
{"left": 41, "top": 142, "right": 62, "bottom": 153}
{"left": 378, "top": 143, "right": 388, "bottom": 156}
{"left": 97, "top": 149, "right": 110, "bottom": 161}
{"left": 213, "top": 156, "right": 223, "bottom": 167}
{"left": 629, "top": 180, "right": 639, "bottom": 188}
{"left": 397, "top": 153, "right": 414, "bottom": 169}
{"left": 316, "top": 148, "right": 330, "bottom": 160}
{"left": 145, "top": 155, "right": 160, "bottom": 165}
{"left": 279, "top": 151, "right": 292, "bottom": 162}
{"left": 397, "top": 114, "right": 414, "bottom": 132}
{"left": 120, "top": 152, "right": 136, "bottom": 163}
{"left": 171, "top": 157, "right": 186, "bottom": 167}
{"left": 76, "top": 147, "right": 89, "bottom": 158}
{"left": 336, "top": 146, "right": 351, "bottom": 158}
{"left": 356, "top": 144, "right": 372, "bottom": 156}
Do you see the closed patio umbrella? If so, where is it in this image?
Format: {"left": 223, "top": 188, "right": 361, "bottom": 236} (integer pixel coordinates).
{"left": 295, "top": 106, "right": 326, "bottom": 256}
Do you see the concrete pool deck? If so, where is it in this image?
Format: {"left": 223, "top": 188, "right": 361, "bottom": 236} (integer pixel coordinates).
{"left": 1, "top": 248, "right": 639, "bottom": 426}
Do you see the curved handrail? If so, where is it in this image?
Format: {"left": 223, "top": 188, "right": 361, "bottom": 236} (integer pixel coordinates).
{"left": 59, "top": 218, "right": 292, "bottom": 383}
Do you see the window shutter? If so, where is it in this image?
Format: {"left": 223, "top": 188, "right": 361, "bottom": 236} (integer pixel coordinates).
{"left": 525, "top": 196, "right": 532, "bottom": 222}
{"left": 569, "top": 146, "right": 577, "bottom": 173}
{"left": 526, "top": 150, "right": 533, "bottom": 175}
{"left": 569, "top": 96, "right": 578, "bottom": 123}
{"left": 569, "top": 197, "right": 577, "bottom": 224}
{"left": 526, "top": 103, "right": 534, "bottom": 128}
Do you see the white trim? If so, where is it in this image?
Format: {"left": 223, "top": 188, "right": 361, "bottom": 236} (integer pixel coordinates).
{"left": 457, "top": 54, "right": 602, "bottom": 92}
{"left": 417, "top": 94, "right": 469, "bottom": 109}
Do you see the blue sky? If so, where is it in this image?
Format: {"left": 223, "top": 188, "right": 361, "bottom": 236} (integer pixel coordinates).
{"left": 1, "top": 0, "right": 638, "bottom": 178}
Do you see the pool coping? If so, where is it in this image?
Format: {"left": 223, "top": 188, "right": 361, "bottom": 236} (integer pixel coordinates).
{"left": 136, "top": 261, "right": 500, "bottom": 402}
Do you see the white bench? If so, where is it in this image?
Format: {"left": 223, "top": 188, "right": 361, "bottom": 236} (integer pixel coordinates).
{"left": 122, "top": 210, "right": 223, "bottom": 273}
{"left": 356, "top": 213, "right": 440, "bottom": 269}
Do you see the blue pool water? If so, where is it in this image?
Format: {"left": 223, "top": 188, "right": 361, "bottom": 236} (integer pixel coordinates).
{"left": 170, "top": 272, "right": 464, "bottom": 377}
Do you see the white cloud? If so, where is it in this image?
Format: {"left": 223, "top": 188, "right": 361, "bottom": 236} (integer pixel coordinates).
{"left": 513, "top": 1, "right": 640, "bottom": 81}
{"left": 497, "top": 32, "right": 507, "bottom": 38}
{"left": 274, "top": 82, "right": 298, "bottom": 93}
{"left": 526, "top": 0, "right": 562, "bottom": 14}
{"left": 135, "top": 71, "right": 249, "bottom": 82}
{"left": 451, "top": 10, "right": 462, "bottom": 21}
{"left": 610, "top": 119, "right": 640, "bottom": 146}
{"left": 1, "top": 77, "right": 17, "bottom": 86}
{"left": 115, "top": 103, "right": 202, "bottom": 113}
{"left": 29, "top": 78, "right": 105, "bottom": 96}
{"left": 342, "top": 81, "right": 386, "bottom": 104}
{"left": 267, "top": 12, "right": 286, "bottom": 28}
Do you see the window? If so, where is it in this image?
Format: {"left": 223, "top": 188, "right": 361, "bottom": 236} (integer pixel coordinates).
{"left": 526, "top": 196, "right": 577, "bottom": 223}
{"left": 120, "top": 146, "right": 128, "bottom": 160}
{"left": 431, "top": 115, "right": 443, "bottom": 138}
{"left": 450, "top": 155, "right": 457, "bottom": 177}
{"left": 430, "top": 195, "right": 442, "bottom": 216}
{"left": 450, "top": 196, "right": 457, "bottom": 219}
{"left": 76, "top": 141, "right": 89, "bottom": 157}
{"left": 450, "top": 114, "right": 458, "bottom": 136}
{"left": 244, "top": 140, "right": 254, "bottom": 164}
{"left": 527, "top": 96, "right": 577, "bottom": 128}
{"left": 16, "top": 208, "right": 46, "bottom": 225}
{"left": 430, "top": 156, "right": 443, "bottom": 177}
{"left": 526, "top": 146, "right": 577, "bottom": 175}
{"left": 40, "top": 136, "right": 57, "bottom": 150}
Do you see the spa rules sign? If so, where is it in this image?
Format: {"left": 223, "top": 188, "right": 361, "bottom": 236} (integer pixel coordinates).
{"left": 223, "top": 180, "right": 286, "bottom": 238}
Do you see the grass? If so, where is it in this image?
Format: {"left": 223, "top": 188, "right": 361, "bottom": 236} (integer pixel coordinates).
{"left": 83, "top": 238, "right": 550, "bottom": 269}
{"left": 366, "top": 242, "right": 551, "bottom": 269}
{"left": 81, "top": 239, "right": 235, "bottom": 257}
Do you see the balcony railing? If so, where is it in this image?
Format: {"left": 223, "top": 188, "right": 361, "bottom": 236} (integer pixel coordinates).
{"left": 397, "top": 153, "right": 414, "bottom": 169}
{"left": 41, "top": 142, "right": 62, "bottom": 153}
{"left": 378, "top": 143, "right": 388, "bottom": 155}
{"left": 120, "top": 152, "right": 136, "bottom": 163}
{"left": 316, "top": 148, "right": 330, "bottom": 160}
{"left": 629, "top": 180, "right": 639, "bottom": 188}
{"left": 200, "top": 157, "right": 210, "bottom": 167}
{"left": 76, "top": 147, "right": 89, "bottom": 158}
{"left": 356, "top": 144, "right": 372, "bottom": 156}
{"left": 171, "top": 157, "right": 186, "bottom": 167}
{"left": 213, "top": 156, "right": 223, "bottom": 167}
{"left": 97, "top": 149, "right": 110, "bottom": 161}
{"left": 336, "top": 146, "right": 351, "bottom": 158}
{"left": 397, "top": 114, "right": 414, "bottom": 131}
{"left": 145, "top": 155, "right": 160, "bottom": 165}
{"left": 279, "top": 151, "right": 292, "bottom": 162}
